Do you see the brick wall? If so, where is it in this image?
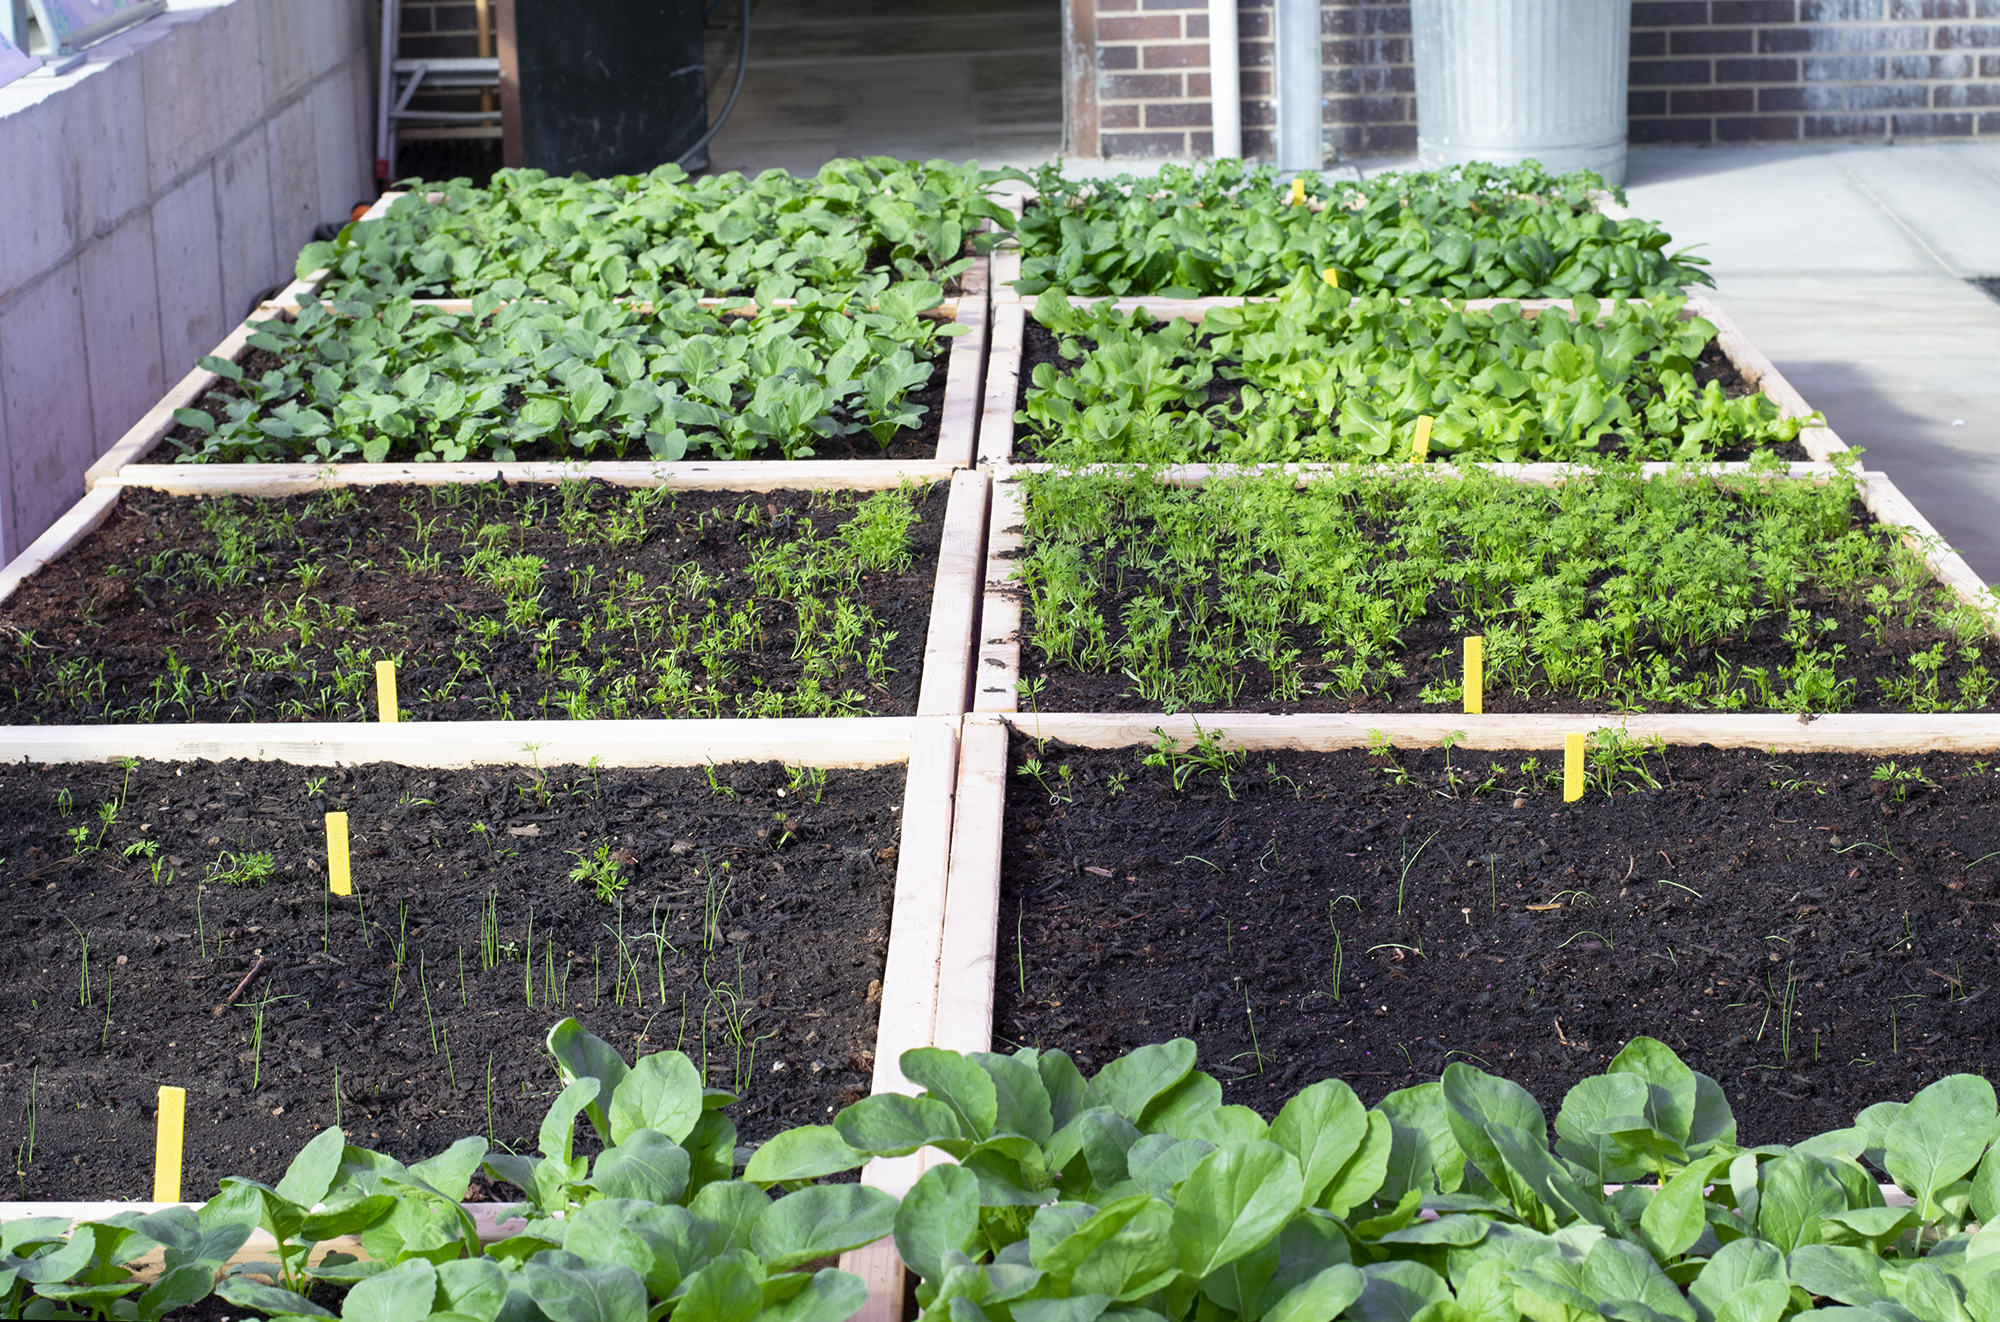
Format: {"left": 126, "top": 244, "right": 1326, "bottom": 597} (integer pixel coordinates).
{"left": 1091, "top": 0, "right": 1416, "bottom": 160}
{"left": 1080, "top": 0, "right": 2000, "bottom": 159}
{"left": 1630, "top": 1, "right": 2000, "bottom": 143}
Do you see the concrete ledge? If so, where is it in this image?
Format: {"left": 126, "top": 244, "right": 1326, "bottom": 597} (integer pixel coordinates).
{"left": 0, "top": 0, "right": 372, "bottom": 561}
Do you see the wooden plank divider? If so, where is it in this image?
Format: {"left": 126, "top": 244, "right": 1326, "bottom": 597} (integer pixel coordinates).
{"left": 101, "top": 459, "right": 960, "bottom": 497}
{"left": 0, "top": 718, "right": 920, "bottom": 769}
{"left": 935, "top": 714, "right": 1008, "bottom": 1053}
{"left": 917, "top": 471, "right": 992, "bottom": 716}
{"left": 974, "top": 476, "right": 1027, "bottom": 713}
{"left": 0, "top": 485, "right": 121, "bottom": 609}
{"left": 996, "top": 711, "right": 2000, "bottom": 755}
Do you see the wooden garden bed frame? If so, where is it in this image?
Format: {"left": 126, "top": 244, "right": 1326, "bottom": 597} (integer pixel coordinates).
{"left": 975, "top": 289, "right": 1844, "bottom": 467}
{"left": 82, "top": 194, "right": 991, "bottom": 489}
{"left": 0, "top": 466, "right": 992, "bottom": 719}
{"left": 973, "top": 461, "right": 2000, "bottom": 714}
{"left": 0, "top": 713, "right": 960, "bottom": 1319}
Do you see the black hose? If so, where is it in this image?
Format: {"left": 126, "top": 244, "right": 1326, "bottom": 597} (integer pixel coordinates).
{"left": 679, "top": 0, "right": 749, "bottom": 168}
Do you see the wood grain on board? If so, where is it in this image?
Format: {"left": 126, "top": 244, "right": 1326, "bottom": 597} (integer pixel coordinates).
{"left": 917, "top": 470, "right": 992, "bottom": 717}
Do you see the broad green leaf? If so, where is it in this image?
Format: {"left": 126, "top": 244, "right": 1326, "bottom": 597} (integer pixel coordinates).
{"left": 764, "top": 1269, "right": 870, "bottom": 1322}
{"left": 904, "top": 1047, "right": 1002, "bottom": 1141}
{"left": 274, "top": 1125, "right": 344, "bottom": 1207}
{"left": 744, "top": 1126, "right": 865, "bottom": 1184}
{"left": 1785, "top": 1246, "right": 1888, "bottom": 1307}
{"left": 215, "top": 1276, "right": 336, "bottom": 1318}
{"left": 538, "top": 1076, "right": 603, "bottom": 1166}
{"left": 1640, "top": 1153, "right": 1732, "bottom": 1260}
{"left": 1188, "top": 1105, "right": 1270, "bottom": 1147}
{"left": 1271, "top": 1080, "right": 1368, "bottom": 1207}
{"left": 523, "top": 1249, "right": 652, "bottom": 1322}
{"left": 1260, "top": 1264, "right": 1364, "bottom": 1322}
{"left": 1128, "top": 1134, "right": 1215, "bottom": 1200}
{"left": 834, "top": 1092, "right": 965, "bottom": 1155}
{"left": 1319, "top": 1109, "right": 1392, "bottom": 1218}
{"left": 971, "top": 1050, "right": 1057, "bottom": 1144}
{"left": 1442, "top": 1062, "right": 1547, "bottom": 1195}
{"left": 752, "top": 1184, "right": 899, "bottom": 1271}
{"left": 1819, "top": 1206, "right": 1917, "bottom": 1255}
{"left": 587, "top": 1127, "right": 692, "bottom": 1204}
{"left": 1884, "top": 1075, "right": 1997, "bottom": 1216}
{"left": 408, "top": 1136, "right": 489, "bottom": 1204}
{"left": 896, "top": 1163, "right": 982, "bottom": 1280}
{"left": 1553, "top": 1074, "right": 1652, "bottom": 1182}
{"left": 136, "top": 1262, "right": 226, "bottom": 1321}
{"left": 547, "top": 1018, "right": 632, "bottom": 1143}
{"left": 1607, "top": 1038, "right": 1698, "bottom": 1144}
{"left": 342, "top": 1257, "right": 438, "bottom": 1322}
{"left": 609, "top": 1049, "right": 704, "bottom": 1145}
{"left": 1144, "top": 1070, "right": 1225, "bottom": 1140}
{"left": 1169, "top": 1140, "right": 1304, "bottom": 1278}
{"left": 1756, "top": 1152, "right": 1846, "bottom": 1253}
{"left": 1688, "top": 1238, "right": 1787, "bottom": 1322}
{"left": 690, "top": 1179, "right": 772, "bottom": 1258}
{"left": 1584, "top": 1238, "right": 1695, "bottom": 1322}
{"left": 1377, "top": 1083, "right": 1465, "bottom": 1197}
{"left": 436, "top": 1258, "right": 509, "bottom": 1321}
{"left": 1090, "top": 1039, "right": 1197, "bottom": 1122}
{"left": 1351, "top": 1260, "right": 1450, "bottom": 1322}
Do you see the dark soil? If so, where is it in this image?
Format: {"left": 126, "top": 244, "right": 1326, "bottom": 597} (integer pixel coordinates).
{"left": 0, "top": 480, "right": 944, "bottom": 724}
{"left": 1013, "top": 319, "right": 1811, "bottom": 464}
{"left": 997, "top": 733, "right": 2000, "bottom": 1146}
{"left": 157, "top": 345, "right": 949, "bottom": 464}
{"left": 0, "top": 755, "right": 901, "bottom": 1203}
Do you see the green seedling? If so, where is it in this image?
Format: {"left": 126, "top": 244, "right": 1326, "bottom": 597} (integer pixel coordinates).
{"left": 206, "top": 850, "right": 276, "bottom": 887}
{"left": 568, "top": 843, "right": 629, "bottom": 904}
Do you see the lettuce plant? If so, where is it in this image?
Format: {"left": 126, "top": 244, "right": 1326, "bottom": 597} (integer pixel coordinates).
{"left": 302, "top": 157, "right": 1019, "bottom": 305}
{"left": 1015, "top": 158, "right": 1709, "bottom": 300}
{"left": 1019, "top": 282, "right": 1803, "bottom": 466}
{"left": 170, "top": 279, "right": 958, "bottom": 465}
{"left": 793, "top": 1037, "right": 2000, "bottom": 1322}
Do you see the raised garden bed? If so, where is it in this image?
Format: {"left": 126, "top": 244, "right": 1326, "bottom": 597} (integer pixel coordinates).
{"left": 81, "top": 286, "right": 988, "bottom": 485}
{"left": 975, "top": 464, "right": 2000, "bottom": 716}
{"left": 0, "top": 714, "right": 957, "bottom": 1198}
{"left": 946, "top": 711, "right": 2000, "bottom": 1148}
{"left": 987, "top": 159, "right": 1704, "bottom": 304}
{"left": 977, "top": 288, "right": 1843, "bottom": 466}
{"left": 304, "top": 160, "right": 1013, "bottom": 307}
{"left": 0, "top": 470, "right": 988, "bottom": 724}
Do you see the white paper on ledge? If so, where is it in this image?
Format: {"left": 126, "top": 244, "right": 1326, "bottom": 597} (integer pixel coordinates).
{"left": 0, "top": 29, "right": 40, "bottom": 90}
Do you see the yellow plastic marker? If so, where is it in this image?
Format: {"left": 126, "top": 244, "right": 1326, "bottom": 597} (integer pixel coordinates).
{"left": 1564, "top": 732, "right": 1587, "bottom": 803}
{"left": 1410, "top": 414, "right": 1433, "bottom": 463}
{"left": 1289, "top": 176, "right": 1305, "bottom": 206}
{"left": 326, "top": 812, "right": 352, "bottom": 897}
{"left": 375, "top": 660, "right": 398, "bottom": 723}
{"left": 153, "top": 1085, "right": 185, "bottom": 1202}
{"left": 1322, "top": 268, "right": 1340, "bottom": 288}
{"left": 1464, "top": 636, "right": 1484, "bottom": 715}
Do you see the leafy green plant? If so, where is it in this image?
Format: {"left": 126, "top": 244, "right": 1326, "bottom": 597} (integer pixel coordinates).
{"left": 1013, "top": 463, "right": 1995, "bottom": 715}
{"left": 792, "top": 1036, "right": 2000, "bottom": 1322}
{"left": 568, "top": 842, "right": 630, "bottom": 904}
{"left": 305, "top": 157, "right": 1018, "bottom": 304}
{"left": 1018, "top": 282, "right": 1806, "bottom": 466}
{"left": 205, "top": 850, "right": 276, "bottom": 887}
{"left": 169, "top": 278, "right": 961, "bottom": 465}
{"left": 1015, "top": 157, "right": 1710, "bottom": 299}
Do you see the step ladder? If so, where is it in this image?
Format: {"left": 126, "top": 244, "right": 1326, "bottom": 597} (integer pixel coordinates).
{"left": 375, "top": 0, "right": 501, "bottom": 183}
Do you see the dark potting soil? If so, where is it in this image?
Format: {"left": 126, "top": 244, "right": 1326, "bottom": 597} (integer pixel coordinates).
{"left": 157, "top": 345, "right": 951, "bottom": 465}
{"left": 996, "top": 734, "right": 2000, "bottom": 1146}
{"left": 0, "top": 755, "right": 902, "bottom": 1203}
{"left": 1013, "top": 319, "right": 1811, "bottom": 465}
{"left": 0, "top": 480, "right": 944, "bottom": 724}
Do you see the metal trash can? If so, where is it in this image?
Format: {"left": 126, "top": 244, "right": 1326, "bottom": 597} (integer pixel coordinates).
{"left": 1410, "top": 0, "right": 1631, "bottom": 185}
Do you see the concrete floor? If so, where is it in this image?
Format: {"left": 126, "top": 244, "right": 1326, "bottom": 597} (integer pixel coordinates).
{"left": 700, "top": 0, "right": 1062, "bottom": 177}
{"left": 1620, "top": 143, "right": 2000, "bottom": 588}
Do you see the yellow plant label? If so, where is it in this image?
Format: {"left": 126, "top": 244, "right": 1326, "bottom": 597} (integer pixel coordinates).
{"left": 1322, "top": 268, "right": 1339, "bottom": 288}
{"left": 153, "top": 1085, "right": 186, "bottom": 1202}
{"left": 1464, "top": 636, "right": 1483, "bottom": 715}
{"left": 1411, "top": 415, "right": 1433, "bottom": 463}
{"left": 375, "top": 660, "right": 398, "bottom": 723}
{"left": 326, "top": 811, "right": 352, "bottom": 897}
{"left": 1290, "top": 177, "right": 1305, "bottom": 206}
{"left": 1564, "top": 732, "right": 1587, "bottom": 803}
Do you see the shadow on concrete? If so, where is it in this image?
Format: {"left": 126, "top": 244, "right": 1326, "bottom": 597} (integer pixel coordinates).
{"left": 1782, "top": 358, "right": 2000, "bottom": 586}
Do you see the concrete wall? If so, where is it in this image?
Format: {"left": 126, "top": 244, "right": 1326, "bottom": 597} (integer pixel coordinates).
{"left": 0, "top": 0, "right": 374, "bottom": 560}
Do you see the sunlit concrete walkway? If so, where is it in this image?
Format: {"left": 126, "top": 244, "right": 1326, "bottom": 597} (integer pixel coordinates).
{"left": 1624, "top": 143, "right": 2000, "bottom": 587}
